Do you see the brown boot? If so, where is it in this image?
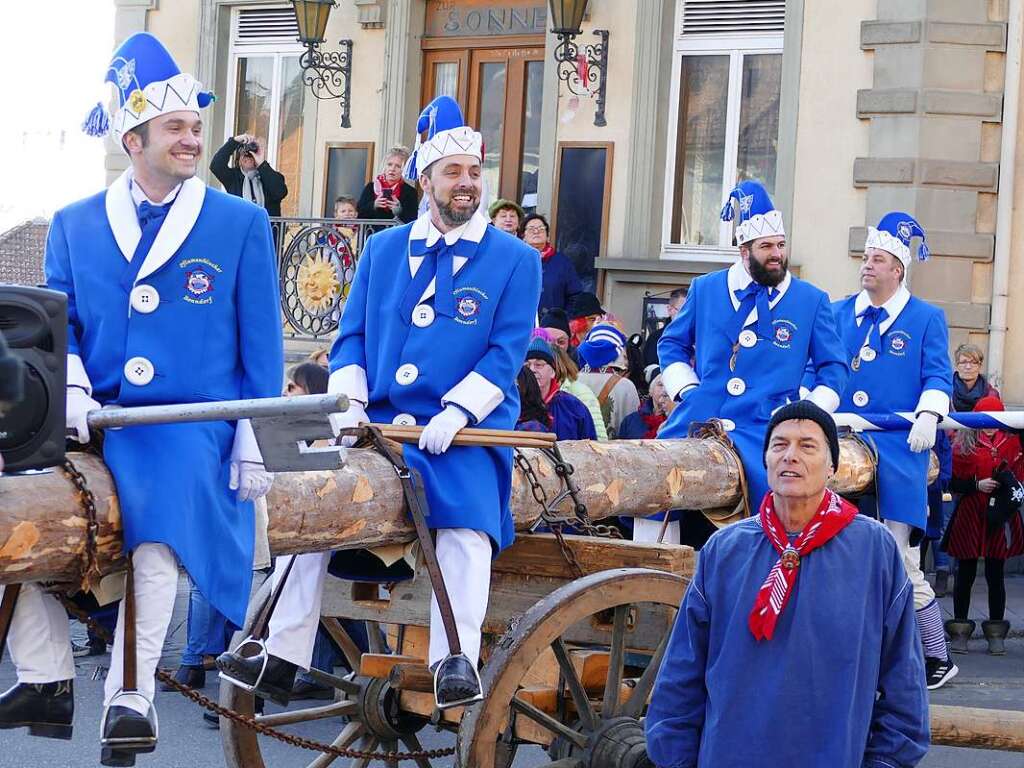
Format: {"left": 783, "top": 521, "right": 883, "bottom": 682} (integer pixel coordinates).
{"left": 981, "top": 620, "right": 1010, "bottom": 655}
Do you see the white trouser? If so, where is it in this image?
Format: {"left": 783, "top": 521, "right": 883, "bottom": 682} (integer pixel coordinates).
{"left": 104, "top": 543, "right": 180, "bottom": 715}
{"left": 885, "top": 520, "right": 935, "bottom": 610}
{"left": 1, "top": 583, "right": 74, "bottom": 684}
{"left": 264, "top": 529, "right": 492, "bottom": 670}
{"left": 632, "top": 518, "right": 681, "bottom": 545}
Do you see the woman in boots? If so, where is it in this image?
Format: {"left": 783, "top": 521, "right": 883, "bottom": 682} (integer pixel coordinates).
{"left": 943, "top": 395, "right": 1024, "bottom": 654}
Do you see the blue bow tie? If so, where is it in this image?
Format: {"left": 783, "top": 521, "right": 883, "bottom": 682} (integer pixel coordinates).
{"left": 400, "top": 239, "right": 455, "bottom": 321}
{"left": 731, "top": 283, "right": 777, "bottom": 342}
{"left": 856, "top": 305, "right": 889, "bottom": 352}
{"left": 136, "top": 200, "right": 172, "bottom": 230}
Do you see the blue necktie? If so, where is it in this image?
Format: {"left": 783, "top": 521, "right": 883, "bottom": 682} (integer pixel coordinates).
{"left": 400, "top": 239, "right": 455, "bottom": 322}
{"left": 731, "top": 283, "right": 776, "bottom": 342}
{"left": 856, "top": 305, "right": 889, "bottom": 352}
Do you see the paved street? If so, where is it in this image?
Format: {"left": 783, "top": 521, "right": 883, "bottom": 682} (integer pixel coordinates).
{"left": 1, "top": 573, "right": 1022, "bottom": 767}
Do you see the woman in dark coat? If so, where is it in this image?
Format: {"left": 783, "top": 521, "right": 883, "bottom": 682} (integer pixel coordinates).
{"left": 356, "top": 146, "right": 418, "bottom": 224}
{"left": 951, "top": 342, "right": 1000, "bottom": 412}
{"left": 209, "top": 134, "right": 288, "bottom": 217}
{"left": 522, "top": 213, "right": 583, "bottom": 314}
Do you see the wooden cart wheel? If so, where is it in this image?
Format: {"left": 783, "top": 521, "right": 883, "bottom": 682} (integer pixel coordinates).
{"left": 459, "top": 568, "right": 685, "bottom": 768}
{"left": 220, "top": 579, "right": 430, "bottom": 768}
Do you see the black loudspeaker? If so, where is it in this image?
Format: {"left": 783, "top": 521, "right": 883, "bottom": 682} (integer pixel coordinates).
{"left": 0, "top": 285, "right": 67, "bottom": 472}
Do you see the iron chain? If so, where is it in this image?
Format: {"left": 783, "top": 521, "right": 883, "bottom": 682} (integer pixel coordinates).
{"left": 61, "top": 455, "right": 103, "bottom": 592}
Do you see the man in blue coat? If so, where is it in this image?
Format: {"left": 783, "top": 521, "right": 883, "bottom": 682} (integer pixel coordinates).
{"left": 831, "top": 212, "right": 957, "bottom": 690}
{"left": 217, "top": 96, "right": 540, "bottom": 709}
{"left": 651, "top": 180, "right": 848, "bottom": 543}
{"left": 0, "top": 34, "right": 282, "bottom": 765}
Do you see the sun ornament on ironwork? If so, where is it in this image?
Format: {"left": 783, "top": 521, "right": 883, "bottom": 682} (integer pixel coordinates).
{"left": 280, "top": 223, "right": 356, "bottom": 337}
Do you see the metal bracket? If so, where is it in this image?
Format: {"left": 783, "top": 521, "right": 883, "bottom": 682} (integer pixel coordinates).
{"left": 251, "top": 413, "right": 346, "bottom": 473}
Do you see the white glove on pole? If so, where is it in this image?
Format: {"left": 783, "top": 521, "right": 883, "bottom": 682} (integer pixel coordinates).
{"left": 230, "top": 419, "right": 274, "bottom": 501}
{"left": 418, "top": 405, "right": 469, "bottom": 455}
{"left": 907, "top": 411, "right": 939, "bottom": 453}
{"left": 329, "top": 401, "right": 368, "bottom": 448}
{"left": 66, "top": 387, "right": 101, "bottom": 443}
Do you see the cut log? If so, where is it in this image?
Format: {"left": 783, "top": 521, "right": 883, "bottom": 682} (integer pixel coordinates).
{"left": 0, "top": 436, "right": 909, "bottom": 586}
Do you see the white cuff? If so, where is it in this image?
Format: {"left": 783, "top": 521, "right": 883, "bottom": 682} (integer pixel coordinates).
{"left": 442, "top": 371, "right": 504, "bottom": 424}
{"left": 328, "top": 364, "right": 368, "bottom": 405}
{"left": 915, "top": 388, "right": 950, "bottom": 417}
{"left": 803, "top": 385, "right": 840, "bottom": 413}
{"left": 67, "top": 354, "right": 92, "bottom": 394}
{"left": 661, "top": 361, "right": 699, "bottom": 401}
{"left": 231, "top": 418, "right": 263, "bottom": 463}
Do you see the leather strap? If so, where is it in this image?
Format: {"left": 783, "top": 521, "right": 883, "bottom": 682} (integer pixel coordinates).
{"left": 0, "top": 583, "right": 21, "bottom": 666}
{"left": 597, "top": 372, "right": 625, "bottom": 406}
{"left": 123, "top": 555, "right": 137, "bottom": 692}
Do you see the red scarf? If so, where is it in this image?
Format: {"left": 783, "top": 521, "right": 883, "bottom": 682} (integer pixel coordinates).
{"left": 641, "top": 411, "right": 666, "bottom": 439}
{"left": 374, "top": 174, "right": 403, "bottom": 198}
{"left": 748, "top": 488, "right": 857, "bottom": 641}
{"left": 539, "top": 244, "right": 556, "bottom": 262}
{"left": 542, "top": 379, "right": 560, "bottom": 404}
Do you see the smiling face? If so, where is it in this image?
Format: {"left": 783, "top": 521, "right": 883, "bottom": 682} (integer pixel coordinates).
{"left": 860, "top": 247, "right": 903, "bottom": 299}
{"left": 741, "top": 235, "right": 787, "bottom": 287}
{"left": 421, "top": 155, "right": 482, "bottom": 230}
{"left": 124, "top": 110, "right": 203, "bottom": 187}
{"left": 766, "top": 419, "right": 832, "bottom": 502}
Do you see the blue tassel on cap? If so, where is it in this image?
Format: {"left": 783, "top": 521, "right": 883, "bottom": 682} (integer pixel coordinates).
{"left": 917, "top": 240, "right": 930, "bottom": 262}
{"left": 82, "top": 102, "right": 110, "bottom": 137}
{"left": 720, "top": 199, "right": 735, "bottom": 222}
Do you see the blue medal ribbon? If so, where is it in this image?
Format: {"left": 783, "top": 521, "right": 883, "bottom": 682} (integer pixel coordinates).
{"left": 856, "top": 305, "right": 889, "bottom": 353}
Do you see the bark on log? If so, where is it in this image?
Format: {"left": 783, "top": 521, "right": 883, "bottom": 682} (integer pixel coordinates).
{"left": 0, "top": 436, "right": 906, "bottom": 586}
{"left": 930, "top": 704, "right": 1024, "bottom": 751}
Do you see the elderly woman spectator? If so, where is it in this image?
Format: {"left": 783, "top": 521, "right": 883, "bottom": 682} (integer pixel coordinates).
{"left": 210, "top": 134, "right": 288, "bottom": 217}
{"left": 618, "top": 375, "right": 673, "bottom": 439}
{"left": 357, "top": 146, "right": 418, "bottom": 224}
{"left": 951, "top": 343, "right": 1000, "bottom": 412}
{"left": 524, "top": 336, "right": 597, "bottom": 441}
{"left": 522, "top": 213, "right": 583, "bottom": 314}
{"left": 488, "top": 198, "right": 524, "bottom": 236}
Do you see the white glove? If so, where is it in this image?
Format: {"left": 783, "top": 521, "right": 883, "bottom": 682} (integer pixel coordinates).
{"left": 230, "top": 461, "right": 273, "bottom": 502}
{"left": 907, "top": 411, "right": 939, "bottom": 453}
{"left": 66, "top": 387, "right": 101, "bottom": 443}
{"left": 329, "top": 401, "right": 368, "bottom": 448}
{"left": 418, "top": 405, "right": 469, "bottom": 455}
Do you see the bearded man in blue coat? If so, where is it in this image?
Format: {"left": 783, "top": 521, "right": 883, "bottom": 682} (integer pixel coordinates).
{"left": 829, "top": 212, "right": 957, "bottom": 691}
{"left": 649, "top": 181, "right": 848, "bottom": 544}
{"left": 217, "top": 96, "right": 541, "bottom": 709}
{"left": 0, "top": 33, "right": 283, "bottom": 766}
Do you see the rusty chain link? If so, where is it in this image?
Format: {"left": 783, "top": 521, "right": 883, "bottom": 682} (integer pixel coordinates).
{"left": 61, "top": 455, "right": 103, "bottom": 593}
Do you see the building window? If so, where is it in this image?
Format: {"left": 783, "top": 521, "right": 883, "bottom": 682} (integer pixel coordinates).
{"left": 225, "top": 6, "right": 307, "bottom": 217}
{"left": 664, "top": 0, "right": 784, "bottom": 258}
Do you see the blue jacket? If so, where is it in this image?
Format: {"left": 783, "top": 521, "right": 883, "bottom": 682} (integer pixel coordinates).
{"left": 329, "top": 210, "right": 540, "bottom": 551}
{"left": 539, "top": 249, "right": 583, "bottom": 314}
{"left": 646, "top": 513, "right": 929, "bottom": 768}
{"left": 548, "top": 390, "right": 598, "bottom": 441}
{"left": 45, "top": 170, "right": 283, "bottom": 626}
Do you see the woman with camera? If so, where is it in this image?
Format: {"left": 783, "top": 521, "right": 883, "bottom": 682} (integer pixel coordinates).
{"left": 210, "top": 134, "right": 289, "bottom": 217}
{"left": 356, "top": 146, "right": 418, "bottom": 224}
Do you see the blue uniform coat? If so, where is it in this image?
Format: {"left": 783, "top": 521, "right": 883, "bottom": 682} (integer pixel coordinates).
{"left": 45, "top": 170, "right": 283, "bottom": 627}
{"left": 658, "top": 264, "right": 848, "bottom": 506}
{"left": 329, "top": 210, "right": 540, "bottom": 552}
{"left": 830, "top": 287, "right": 952, "bottom": 530}
{"left": 646, "top": 514, "right": 930, "bottom": 768}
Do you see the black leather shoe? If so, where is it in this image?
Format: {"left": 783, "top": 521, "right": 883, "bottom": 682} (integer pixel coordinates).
{"left": 291, "top": 678, "right": 334, "bottom": 701}
{"left": 0, "top": 680, "right": 74, "bottom": 740}
{"left": 216, "top": 649, "right": 297, "bottom": 706}
{"left": 202, "top": 710, "right": 219, "bottom": 729}
{"left": 100, "top": 705, "right": 156, "bottom": 766}
{"left": 160, "top": 664, "right": 205, "bottom": 692}
{"left": 433, "top": 655, "right": 483, "bottom": 709}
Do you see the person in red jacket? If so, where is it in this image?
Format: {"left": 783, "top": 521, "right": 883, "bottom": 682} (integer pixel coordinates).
{"left": 943, "top": 394, "right": 1024, "bottom": 655}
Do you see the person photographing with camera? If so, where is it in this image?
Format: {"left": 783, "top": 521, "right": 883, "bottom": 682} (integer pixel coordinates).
{"left": 210, "top": 133, "right": 288, "bottom": 217}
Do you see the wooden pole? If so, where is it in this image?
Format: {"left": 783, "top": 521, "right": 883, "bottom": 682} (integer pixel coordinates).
{"left": 930, "top": 704, "right": 1024, "bottom": 751}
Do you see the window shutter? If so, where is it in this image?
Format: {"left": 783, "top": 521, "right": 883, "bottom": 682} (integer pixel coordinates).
{"left": 680, "top": 0, "right": 786, "bottom": 36}
{"left": 234, "top": 6, "right": 300, "bottom": 46}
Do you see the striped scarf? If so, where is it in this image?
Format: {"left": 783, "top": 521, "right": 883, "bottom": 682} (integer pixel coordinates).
{"left": 748, "top": 488, "right": 857, "bottom": 641}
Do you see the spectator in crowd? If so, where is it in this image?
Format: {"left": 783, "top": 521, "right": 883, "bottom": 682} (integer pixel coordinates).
{"left": 952, "top": 343, "right": 999, "bottom": 412}
{"left": 356, "top": 146, "right": 418, "bottom": 224}
{"left": 642, "top": 288, "right": 686, "bottom": 375}
{"left": 522, "top": 213, "right": 582, "bottom": 314}
{"left": 515, "top": 368, "right": 552, "bottom": 433}
{"left": 210, "top": 133, "right": 288, "bottom": 217}
{"left": 524, "top": 336, "right": 597, "bottom": 440}
{"left": 569, "top": 292, "right": 605, "bottom": 346}
{"left": 306, "top": 346, "right": 330, "bottom": 369}
{"left": 539, "top": 308, "right": 572, "bottom": 352}
{"left": 646, "top": 401, "right": 929, "bottom": 768}
{"left": 919, "top": 430, "right": 952, "bottom": 597}
{"left": 549, "top": 340, "right": 608, "bottom": 441}
{"left": 163, "top": 583, "right": 231, "bottom": 691}
{"left": 943, "top": 394, "right": 1024, "bottom": 656}
{"left": 334, "top": 195, "right": 358, "bottom": 221}
{"left": 618, "top": 374, "right": 672, "bottom": 439}
{"left": 488, "top": 198, "right": 524, "bottom": 236}
{"left": 576, "top": 321, "right": 641, "bottom": 439}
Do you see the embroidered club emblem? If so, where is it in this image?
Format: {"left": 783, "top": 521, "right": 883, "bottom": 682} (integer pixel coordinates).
{"left": 739, "top": 194, "right": 754, "bottom": 214}
{"left": 116, "top": 59, "right": 136, "bottom": 90}
{"left": 897, "top": 221, "right": 914, "bottom": 241}
{"left": 890, "top": 336, "right": 905, "bottom": 352}
{"left": 774, "top": 326, "right": 792, "bottom": 344}
{"left": 1011, "top": 484, "right": 1024, "bottom": 504}
{"left": 780, "top": 547, "right": 800, "bottom": 571}
{"left": 185, "top": 269, "right": 213, "bottom": 297}
{"left": 457, "top": 296, "right": 479, "bottom": 318}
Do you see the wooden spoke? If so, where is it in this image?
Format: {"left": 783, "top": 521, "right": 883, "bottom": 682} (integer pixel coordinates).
{"left": 601, "top": 605, "right": 629, "bottom": 719}
{"left": 510, "top": 696, "right": 588, "bottom": 749}
{"left": 619, "top": 631, "right": 670, "bottom": 720}
{"left": 320, "top": 617, "right": 364, "bottom": 672}
{"left": 366, "top": 620, "right": 385, "bottom": 654}
{"left": 349, "top": 736, "right": 380, "bottom": 768}
{"left": 305, "top": 721, "right": 364, "bottom": 768}
{"left": 399, "top": 732, "right": 436, "bottom": 768}
{"left": 305, "top": 666, "right": 361, "bottom": 695}
{"left": 255, "top": 700, "right": 356, "bottom": 727}
{"left": 383, "top": 738, "right": 399, "bottom": 768}
{"left": 550, "top": 638, "right": 596, "bottom": 732}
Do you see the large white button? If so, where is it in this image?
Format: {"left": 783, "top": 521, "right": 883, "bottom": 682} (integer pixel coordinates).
{"left": 411, "top": 304, "right": 435, "bottom": 328}
{"left": 720, "top": 418, "right": 736, "bottom": 432}
{"left": 395, "top": 364, "right": 419, "bottom": 386}
{"left": 853, "top": 390, "right": 870, "bottom": 407}
{"left": 726, "top": 377, "right": 746, "bottom": 396}
{"left": 124, "top": 356, "right": 154, "bottom": 386}
{"left": 130, "top": 285, "right": 160, "bottom": 314}
{"left": 859, "top": 347, "right": 876, "bottom": 362}
{"left": 392, "top": 413, "right": 416, "bottom": 426}
{"left": 738, "top": 330, "right": 757, "bottom": 348}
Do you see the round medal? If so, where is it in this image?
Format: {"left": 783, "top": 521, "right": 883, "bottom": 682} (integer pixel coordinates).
{"left": 781, "top": 546, "right": 800, "bottom": 571}
{"left": 859, "top": 346, "right": 876, "bottom": 362}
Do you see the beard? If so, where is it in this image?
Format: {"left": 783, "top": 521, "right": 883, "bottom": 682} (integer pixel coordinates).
{"left": 748, "top": 254, "right": 788, "bottom": 287}
{"left": 434, "top": 186, "right": 479, "bottom": 228}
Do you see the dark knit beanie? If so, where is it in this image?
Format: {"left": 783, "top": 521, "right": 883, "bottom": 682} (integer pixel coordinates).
{"left": 763, "top": 400, "right": 840, "bottom": 471}
{"left": 539, "top": 308, "right": 571, "bottom": 337}
{"left": 0, "top": 332, "right": 24, "bottom": 405}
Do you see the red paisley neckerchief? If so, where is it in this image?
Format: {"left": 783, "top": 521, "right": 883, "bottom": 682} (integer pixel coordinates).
{"left": 748, "top": 488, "right": 857, "bottom": 642}
{"left": 374, "top": 174, "right": 403, "bottom": 198}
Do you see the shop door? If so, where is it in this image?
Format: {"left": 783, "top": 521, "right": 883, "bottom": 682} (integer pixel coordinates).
{"left": 423, "top": 46, "right": 545, "bottom": 207}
